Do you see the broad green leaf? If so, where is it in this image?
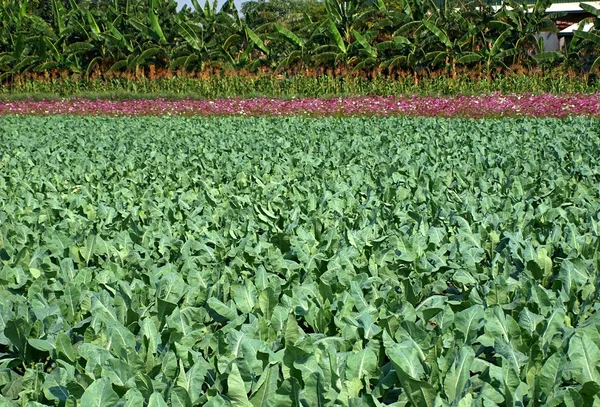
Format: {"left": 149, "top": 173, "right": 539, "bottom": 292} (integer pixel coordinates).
{"left": 274, "top": 24, "right": 304, "bottom": 48}
{"left": 148, "top": 392, "right": 168, "bottom": 407}
{"left": 536, "top": 352, "right": 565, "bottom": 401}
{"left": 148, "top": 0, "right": 166, "bottom": 42}
{"left": 327, "top": 19, "right": 346, "bottom": 54}
{"left": 80, "top": 378, "right": 120, "bottom": 407}
{"left": 394, "top": 365, "right": 436, "bottom": 407}
{"left": 346, "top": 348, "right": 377, "bottom": 381}
{"left": 227, "top": 362, "right": 251, "bottom": 406}
{"left": 453, "top": 305, "right": 484, "bottom": 343}
{"left": 274, "top": 378, "right": 301, "bottom": 407}
{"left": 568, "top": 332, "right": 600, "bottom": 385}
{"left": 207, "top": 298, "right": 237, "bottom": 320}
{"left": 170, "top": 387, "right": 192, "bottom": 407}
{"left": 56, "top": 332, "right": 76, "bottom": 363}
{"left": 284, "top": 314, "right": 303, "bottom": 346}
{"left": 176, "top": 359, "right": 207, "bottom": 404}
{"left": 383, "top": 331, "right": 424, "bottom": 380}
{"left": 250, "top": 365, "right": 278, "bottom": 407}
{"left": 443, "top": 347, "right": 475, "bottom": 402}
{"left": 495, "top": 339, "right": 529, "bottom": 374}
{"left": 352, "top": 30, "right": 376, "bottom": 58}
{"left": 245, "top": 27, "right": 269, "bottom": 56}
{"left": 301, "top": 372, "right": 329, "bottom": 407}
{"left": 232, "top": 282, "right": 257, "bottom": 314}
{"left": 422, "top": 20, "right": 452, "bottom": 48}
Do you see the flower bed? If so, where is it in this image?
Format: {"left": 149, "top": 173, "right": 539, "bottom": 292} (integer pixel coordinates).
{"left": 1, "top": 93, "right": 599, "bottom": 118}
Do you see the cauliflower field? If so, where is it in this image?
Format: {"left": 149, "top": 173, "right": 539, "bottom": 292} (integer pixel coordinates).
{"left": 1, "top": 116, "right": 600, "bottom": 406}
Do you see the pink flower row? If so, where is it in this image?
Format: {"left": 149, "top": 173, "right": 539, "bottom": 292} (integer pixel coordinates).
{"left": 1, "top": 94, "right": 599, "bottom": 118}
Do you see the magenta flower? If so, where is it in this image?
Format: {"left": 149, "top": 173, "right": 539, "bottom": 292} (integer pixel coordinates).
{"left": 0, "top": 94, "right": 599, "bottom": 118}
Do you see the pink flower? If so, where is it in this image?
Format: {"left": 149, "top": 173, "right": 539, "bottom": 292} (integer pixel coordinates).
{"left": 1, "top": 94, "right": 599, "bottom": 118}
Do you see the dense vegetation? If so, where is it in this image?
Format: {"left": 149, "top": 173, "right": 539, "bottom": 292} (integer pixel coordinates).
{"left": 1, "top": 0, "right": 599, "bottom": 85}
{"left": 1, "top": 116, "right": 600, "bottom": 406}
{"left": 2, "top": 68, "right": 600, "bottom": 99}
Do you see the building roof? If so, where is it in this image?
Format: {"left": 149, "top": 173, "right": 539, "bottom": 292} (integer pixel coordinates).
{"left": 559, "top": 21, "right": 595, "bottom": 35}
{"left": 491, "top": 1, "right": 600, "bottom": 13}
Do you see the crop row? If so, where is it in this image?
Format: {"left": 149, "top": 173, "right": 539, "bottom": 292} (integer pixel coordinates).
{"left": 4, "top": 69, "right": 600, "bottom": 100}
{"left": 1, "top": 93, "right": 600, "bottom": 118}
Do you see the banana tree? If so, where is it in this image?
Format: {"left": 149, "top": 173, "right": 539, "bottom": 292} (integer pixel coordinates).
{"left": 323, "top": 0, "right": 383, "bottom": 43}
{"left": 418, "top": 16, "right": 482, "bottom": 75}
{"left": 497, "top": 0, "right": 559, "bottom": 64}
{"left": 572, "top": 3, "right": 600, "bottom": 71}
{"left": 478, "top": 29, "right": 520, "bottom": 74}
{"left": 104, "top": 0, "right": 184, "bottom": 74}
{"left": 310, "top": 18, "right": 349, "bottom": 68}
{"left": 270, "top": 22, "right": 306, "bottom": 69}
{"left": 574, "top": 29, "right": 600, "bottom": 72}
{"left": 375, "top": 34, "right": 419, "bottom": 71}
{"left": 183, "top": 0, "right": 249, "bottom": 69}
{"left": 0, "top": 0, "right": 37, "bottom": 78}
{"left": 349, "top": 28, "right": 378, "bottom": 70}
{"left": 170, "top": 18, "right": 205, "bottom": 71}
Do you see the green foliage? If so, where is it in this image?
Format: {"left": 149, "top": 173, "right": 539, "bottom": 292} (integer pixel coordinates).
{"left": 1, "top": 116, "right": 600, "bottom": 405}
{"left": 1, "top": 69, "right": 599, "bottom": 99}
{"left": 0, "top": 0, "right": 598, "bottom": 77}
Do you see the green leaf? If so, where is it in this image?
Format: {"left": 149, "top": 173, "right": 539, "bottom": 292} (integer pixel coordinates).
{"left": 245, "top": 27, "right": 269, "bottom": 56}
{"left": 64, "top": 42, "right": 95, "bottom": 55}
{"left": 51, "top": 0, "right": 65, "bottom": 34}
{"left": 394, "top": 365, "right": 436, "bottom": 407}
{"left": 301, "top": 372, "right": 328, "bottom": 407}
{"left": 177, "top": 22, "right": 202, "bottom": 51}
{"left": 148, "top": 0, "right": 166, "bottom": 43}
{"left": 28, "top": 338, "right": 54, "bottom": 352}
{"left": 491, "top": 30, "right": 511, "bottom": 56}
{"left": 346, "top": 347, "right": 377, "bottom": 381}
{"left": 453, "top": 305, "right": 484, "bottom": 344}
{"left": 536, "top": 352, "right": 565, "bottom": 401}
{"left": 422, "top": 19, "right": 452, "bottom": 48}
{"left": 232, "top": 282, "right": 257, "bottom": 314}
{"left": 579, "top": 2, "right": 600, "bottom": 16}
{"left": 4, "top": 319, "right": 29, "bottom": 359}
{"left": 250, "top": 365, "right": 278, "bottom": 407}
{"left": 494, "top": 339, "right": 529, "bottom": 375}
{"left": 574, "top": 30, "right": 600, "bottom": 46}
{"left": 352, "top": 30, "right": 376, "bottom": 58}
{"left": 457, "top": 52, "right": 482, "bottom": 64}
{"left": 518, "top": 309, "right": 544, "bottom": 334}
{"left": 121, "top": 389, "right": 144, "bottom": 407}
{"left": 86, "top": 12, "right": 101, "bottom": 36}
{"left": 80, "top": 378, "right": 120, "bottom": 407}
{"left": 227, "top": 362, "right": 251, "bottom": 406}
{"left": 82, "top": 235, "right": 96, "bottom": 266}
{"left": 284, "top": 314, "right": 303, "bottom": 346}
{"left": 443, "top": 347, "right": 475, "bottom": 402}
{"left": 274, "top": 378, "right": 301, "bottom": 407}
{"left": 327, "top": 19, "right": 346, "bottom": 54}
{"left": 207, "top": 298, "right": 237, "bottom": 320}
{"left": 133, "top": 47, "right": 164, "bottom": 67}
{"left": 258, "top": 287, "right": 277, "bottom": 320}
{"left": 534, "top": 51, "right": 564, "bottom": 62}
{"left": 568, "top": 332, "right": 600, "bottom": 385}
{"left": 148, "top": 393, "right": 168, "bottom": 407}
{"left": 274, "top": 24, "right": 304, "bottom": 48}
{"left": 170, "top": 387, "right": 192, "bottom": 407}
{"left": 176, "top": 359, "right": 207, "bottom": 404}
{"left": 383, "top": 331, "right": 424, "bottom": 380}
{"left": 106, "top": 59, "right": 128, "bottom": 74}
